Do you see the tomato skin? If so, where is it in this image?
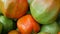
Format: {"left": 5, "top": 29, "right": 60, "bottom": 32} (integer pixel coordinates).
{"left": 17, "top": 14, "right": 40, "bottom": 34}
{"left": 32, "top": 22, "right": 40, "bottom": 32}
{"left": 40, "top": 22, "right": 59, "bottom": 34}
{"left": 28, "top": 0, "right": 33, "bottom": 4}
{"left": 0, "top": 0, "right": 28, "bottom": 19}
{"left": 58, "top": 32, "right": 60, "bottom": 34}
{"left": 0, "top": 16, "right": 14, "bottom": 34}
{"left": 30, "top": 0, "right": 60, "bottom": 24}
{"left": 8, "top": 30, "right": 19, "bottom": 34}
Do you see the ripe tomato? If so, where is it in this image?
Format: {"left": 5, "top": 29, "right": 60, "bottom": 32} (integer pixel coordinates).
{"left": 17, "top": 14, "right": 40, "bottom": 34}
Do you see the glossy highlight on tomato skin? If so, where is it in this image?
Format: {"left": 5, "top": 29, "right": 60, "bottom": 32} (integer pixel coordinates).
{"left": 17, "top": 14, "right": 40, "bottom": 34}
{"left": 0, "top": 0, "right": 28, "bottom": 19}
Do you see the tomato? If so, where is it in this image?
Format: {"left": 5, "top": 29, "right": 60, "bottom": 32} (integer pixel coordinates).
{"left": 58, "top": 32, "right": 60, "bottom": 34}
{"left": 30, "top": 0, "right": 60, "bottom": 24}
{"left": 40, "top": 22, "right": 59, "bottom": 34}
{"left": 0, "top": 16, "right": 14, "bottom": 34}
{"left": 28, "top": 0, "right": 33, "bottom": 4}
{"left": 17, "top": 14, "right": 40, "bottom": 34}
{"left": 0, "top": 0, "right": 28, "bottom": 19}
{"left": 8, "top": 30, "right": 19, "bottom": 34}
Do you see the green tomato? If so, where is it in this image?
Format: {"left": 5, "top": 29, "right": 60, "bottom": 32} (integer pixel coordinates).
{"left": 40, "top": 22, "right": 59, "bottom": 34}
{"left": 0, "top": 16, "right": 14, "bottom": 34}
{"left": 28, "top": 0, "right": 33, "bottom": 5}
{"left": 30, "top": 0, "right": 60, "bottom": 24}
{"left": 0, "top": 23, "right": 3, "bottom": 34}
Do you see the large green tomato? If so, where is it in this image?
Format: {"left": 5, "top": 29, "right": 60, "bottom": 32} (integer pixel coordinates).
{"left": 40, "top": 22, "right": 59, "bottom": 34}
{"left": 0, "top": 16, "right": 14, "bottom": 34}
{"left": 30, "top": 0, "right": 60, "bottom": 24}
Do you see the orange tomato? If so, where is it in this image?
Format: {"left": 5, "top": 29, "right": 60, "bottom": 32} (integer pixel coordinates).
{"left": 0, "top": 0, "right": 28, "bottom": 19}
{"left": 58, "top": 32, "right": 60, "bottom": 34}
{"left": 17, "top": 14, "right": 40, "bottom": 34}
{"left": 8, "top": 30, "right": 19, "bottom": 34}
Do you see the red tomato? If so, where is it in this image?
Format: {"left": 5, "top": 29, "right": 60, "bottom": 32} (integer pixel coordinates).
{"left": 17, "top": 14, "right": 40, "bottom": 34}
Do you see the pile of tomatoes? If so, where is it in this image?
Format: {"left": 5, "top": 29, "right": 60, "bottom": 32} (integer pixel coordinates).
{"left": 0, "top": 0, "right": 60, "bottom": 34}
